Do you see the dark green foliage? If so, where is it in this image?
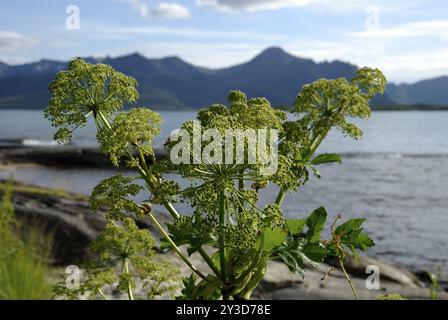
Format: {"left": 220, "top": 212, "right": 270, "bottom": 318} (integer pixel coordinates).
{"left": 335, "top": 218, "right": 375, "bottom": 252}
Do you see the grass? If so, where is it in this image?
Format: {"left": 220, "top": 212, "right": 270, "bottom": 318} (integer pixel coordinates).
{"left": 0, "top": 179, "right": 53, "bottom": 300}
{"left": 0, "top": 179, "right": 87, "bottom": 201}
{"left": 0, "top": 246, "right": 52, "bottom": 299}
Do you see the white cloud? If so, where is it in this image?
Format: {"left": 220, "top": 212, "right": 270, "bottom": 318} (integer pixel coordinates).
{"left": 97, "top": 25, "right": 285, "bottom": 41}
{"left": 0, "top": 31, "right": 35, "bottom": 51}
{"left": 285, "top": 38, "right": 448, "bottom": 83}
{"left": 195, "top": 0, "right": 380, "bottom": 12}
{"left": 349, "top": 20, "right": 448, "bottom": 41}
{"left": 196, "top": 0, "right": 312, "bottom": 12}
{"left": 122, "top": 0, "right": 190, "bottom": 19}
{"left": 139, "top": 42, "right": 264, "bottom": 67}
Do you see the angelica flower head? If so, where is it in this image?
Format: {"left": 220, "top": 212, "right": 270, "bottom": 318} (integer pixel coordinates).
{"left": 44, "top": 58, "right": 139, "bottom": 143}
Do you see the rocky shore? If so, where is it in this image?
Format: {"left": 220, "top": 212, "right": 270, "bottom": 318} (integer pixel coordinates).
{"left": 0, "top": 147, "right": 168, "bottom": 169}
{"left": 2, "top": 179, "right": 446, "bottom": 300}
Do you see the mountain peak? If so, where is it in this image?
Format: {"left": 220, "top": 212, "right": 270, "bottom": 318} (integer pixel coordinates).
{"left": 256, "top": 47, "right": 290, "bottom": 59}
{"left": 250, "top": 47, "right": 314, "bottom": 66}
{"left": 113, "top": 52, "right": 148, "bottom": 62}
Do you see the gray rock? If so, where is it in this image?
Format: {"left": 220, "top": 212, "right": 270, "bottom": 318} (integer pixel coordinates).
{"left": 4, "top": 181, "right": 168, "bottom": 264}
{"left": 325, "top": 255, "right": 423, "bottom": 288}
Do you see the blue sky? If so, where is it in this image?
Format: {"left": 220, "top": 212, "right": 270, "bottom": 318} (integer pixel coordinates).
{"left": 0, "top": 0, "right": 447, "bottom": 83}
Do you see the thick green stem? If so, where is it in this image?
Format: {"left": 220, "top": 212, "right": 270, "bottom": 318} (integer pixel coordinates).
{"left": 199, "top": 248, "right": 221, "bottom": 278}
{"left": 218, "top": 190, "right": 228, "bottom": 284}
{"left": 274, "top": 190, "right": 286, "bottom": 206}
{"left": 98, "top": 111, "right": 112, "bottom": 130}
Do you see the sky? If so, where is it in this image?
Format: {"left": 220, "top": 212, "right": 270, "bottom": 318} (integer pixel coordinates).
{"left": 0, "top": 0, "right": 447, "bottom": 83}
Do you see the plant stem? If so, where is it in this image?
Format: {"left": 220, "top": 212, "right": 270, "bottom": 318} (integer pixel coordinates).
{"left": 274, "top": 124, "right": 332, "bottom": 207}
{"left": 122, "top": 258, "right": 134, "bottom": 300}
{"left": 98, "top": 111, "right": 112, "bottom": 130}
{"left": 98, "top": 288, "right": 107, "bottom": 300}
{"left": 338, "top": 256, "right": 359, "bottom": 300}
{"left": 218, "top": 190, "right": 228, "bottom": 284}
{"left": 274, "top": 190, "right": 286, "bottom": 205}
{"left": 147, "top": 211, "right": 209, "bottom": 281}
{"left": 199, "top": 248, "right": 221, "bottom": 278}
{"left": 238, "top": 169, "right": 244, "bottom": 190}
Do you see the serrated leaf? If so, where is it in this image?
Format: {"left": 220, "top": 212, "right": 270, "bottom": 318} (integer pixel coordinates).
{"left": 343, "top": 229, "right": 375, "bottom": 251}
{"left": 286, "top": 219, "right": 306, "bottom": 235}
{"left": 275, "top": 237, "right": 325, "bottom": 278}
{"left": 278, "top": 250, "right": 306, "bottom": 278}
{"left": 336, "top": 218, "right": 375, "bottom": 251}
{"left": 176, "top": 274, "right": 197, "bottom": 300}
{"left": 335, "top": 218, "right": 366, "bottom": 236}
{"left": 306, "top": 207, "right": 327, "bottom": 243}
{"left": 276, "top": 238, "right": 307, "bottom": 278}
{"left": 311, "top": 153, "right": 342, "bottom": 165}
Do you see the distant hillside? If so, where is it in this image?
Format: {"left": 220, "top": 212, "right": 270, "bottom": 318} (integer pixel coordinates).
{"left": 0, "top": 47, "right": 445, "bottom": 110}
{"left": 386, "top": 76, "right": 448, "bottom": 106}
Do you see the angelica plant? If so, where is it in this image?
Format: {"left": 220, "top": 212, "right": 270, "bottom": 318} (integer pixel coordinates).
{"left": 53, "top": 218, "right": 180, "bottom": 300}
{"left": 45, "top": 58, "right": 386, "bottom": 300}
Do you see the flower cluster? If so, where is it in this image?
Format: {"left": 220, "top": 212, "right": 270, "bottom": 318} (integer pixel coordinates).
{"left": 45, "top": 58, "right": 139, "bottom": 143}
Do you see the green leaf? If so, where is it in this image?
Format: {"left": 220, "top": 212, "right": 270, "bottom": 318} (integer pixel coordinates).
{"left": 275, "top": 237, "right": 326, "bottom": 278}
{"left": 335, "top": 218, "right": 365, "bottom": 236}
{"left": 336, "top": 218, "right": 375, "bottom": 251}
{"left": 286, "top": 219, "right": 306, "bottom": 235}
{"left": 344, "top": 229, "right": 375, "bottom": 251}
{"left": 302, "top": 243, "right": 327, "bottom": 263}
{"left": 306, "top": 207, "right": 327, "bottom": 243}
{"left": 192, "top": 276, "right": 222, "bottom": 300}
{"left": 311, "top": 153, "right": 342, "bottom": 165}
{"left": 176, "top": 274, "right": 197, "bottom": 300}
{"left": 260, "top": 227, "right": 287, "bottom": 251}
{"left": 276, "top": 238, "right": 307, "bottom": 277}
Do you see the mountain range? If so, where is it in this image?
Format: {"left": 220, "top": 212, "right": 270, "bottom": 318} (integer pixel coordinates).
{"left": 0, "top": 47, "right": 447, "bottom": 110}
